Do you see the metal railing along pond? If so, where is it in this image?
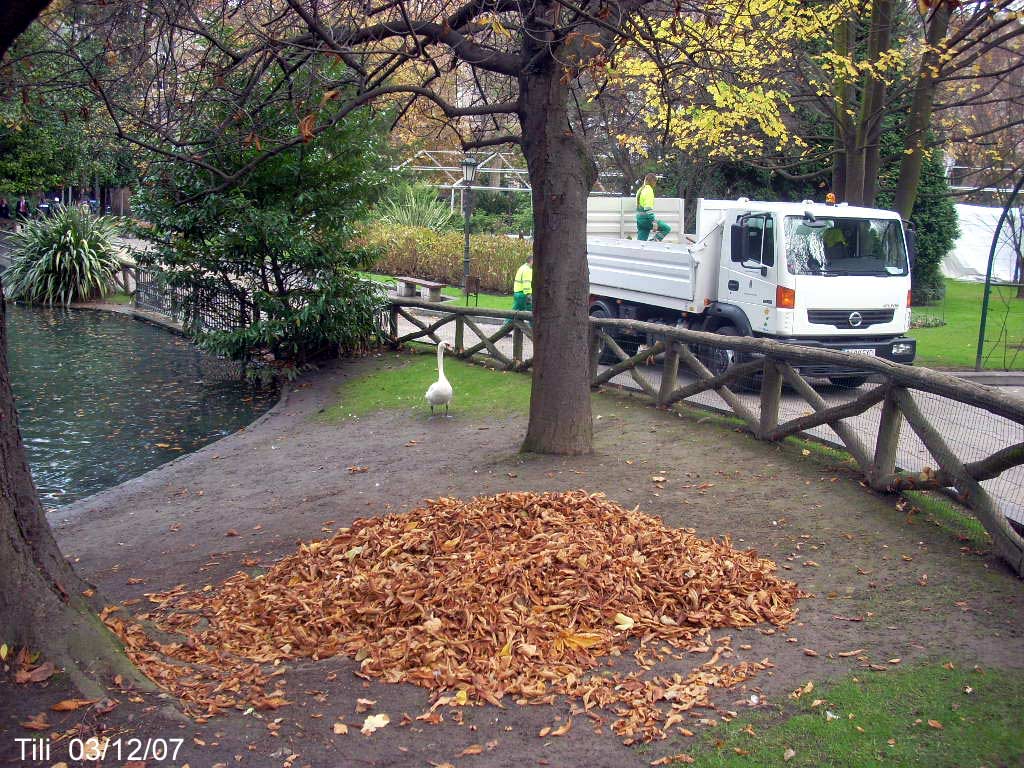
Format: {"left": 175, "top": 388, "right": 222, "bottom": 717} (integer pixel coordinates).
{"left": 385, "top": 297, "right": 1024, "bottom": 577}
{"left": 135, "top": 268, "right": 250, "bottom": 333}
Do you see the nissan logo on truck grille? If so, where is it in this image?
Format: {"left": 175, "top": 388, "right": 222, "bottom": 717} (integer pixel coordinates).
{"left": 807, "top": 308, "right": 895, "bottom": 328}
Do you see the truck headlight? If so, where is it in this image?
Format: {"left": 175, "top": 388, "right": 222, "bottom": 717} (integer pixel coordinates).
{"left": 891, "top": 342, "right": 914, "bottom": 356}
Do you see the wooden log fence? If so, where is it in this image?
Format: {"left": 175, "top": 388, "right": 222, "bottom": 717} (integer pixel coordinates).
{"left": 386, "top": 298, "right": 1024, "bottom": 576}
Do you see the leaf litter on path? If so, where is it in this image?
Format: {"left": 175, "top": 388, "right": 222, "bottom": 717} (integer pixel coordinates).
{"left": 104, "top": 491, "right": 804, "bottom": 743}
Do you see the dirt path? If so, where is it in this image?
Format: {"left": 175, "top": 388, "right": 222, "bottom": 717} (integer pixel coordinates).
{"left": 3, "top": 352, "right": 1023, "bottom": 768}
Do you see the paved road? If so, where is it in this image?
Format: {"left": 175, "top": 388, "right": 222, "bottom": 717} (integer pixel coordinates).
{"left": 398, "top": 308, "right": 1024, "bottom": 525}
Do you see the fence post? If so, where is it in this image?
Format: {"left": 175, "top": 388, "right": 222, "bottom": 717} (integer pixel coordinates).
{"left": 455, "top": 314, "right": 465, "bottom": 354}
{"left": 513, "top": 324, "right": 523, "bottom": 365}
{"left": 870, "top": 385, "right": 904, "bottom": 490}
{"left": 658, "top": 340, "right": 680, "bottom": 406}
{"left": 588, "top": 323, "right": 602, "bottom": 385}
{"left": 757, "top": 357, "right": 783, "bottom": 440}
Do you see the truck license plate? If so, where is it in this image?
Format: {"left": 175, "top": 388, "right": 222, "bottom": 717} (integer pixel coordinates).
{"left": 843, "top": 348, "right": 876, "bottom": 356}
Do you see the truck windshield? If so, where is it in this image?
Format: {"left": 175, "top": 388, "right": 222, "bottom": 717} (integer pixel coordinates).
{"left": 784, "top": 216, "right": 908, "bottom": 276}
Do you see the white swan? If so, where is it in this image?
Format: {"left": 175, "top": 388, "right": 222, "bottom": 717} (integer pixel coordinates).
{"left": 425, "top": 341, "right": 453, "bottom": 416}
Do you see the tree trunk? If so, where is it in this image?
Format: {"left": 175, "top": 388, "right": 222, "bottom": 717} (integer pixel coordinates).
{"left": 0, "top": 0, "right": 52, "bottom": 58}
{"left": 894, "top": 2, "right": 952, "bottom": 220}
{"left": 832, "top": 17, "right": 855, "bottom": 198}
{"left": 0, "top": 279, "right": 145, "bottom": 695}
{"left": 855, "top": 0, "right": 894, "bottom": 207}
{"left": 519, "top": 53, "right": 596, "bottom": 455}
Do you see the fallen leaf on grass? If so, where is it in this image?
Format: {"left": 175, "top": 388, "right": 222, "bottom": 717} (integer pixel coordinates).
{"left": 459, "top": 744, "right": 484, "bottom": 756}
{"left": 355, "top": 698, "right": 376, "bottom": 713}
{"left": 332, "top": 722, "right": 349, "bottom": 735}
{"left": 20, "top": 713, "right": 50, "bottom": 730}
{"left": 550, "top": 719, "right": 573, "bottom": 737}
{"left": 783, "top": 748, "right": 796, "bottom": 761}
{"left": 927, "top": 719, "right": 943, "bottom": 729}
{"left": 361, "top": 713, "right": 390, "bottom": 735}
{"left": 790, "top": 681, "right": 814, "bottom": 699}
{"left": 93, "top": 698, "right": 118, "bottom": 714}
{"left": 803, "top": 648, "right": 819, "bottom": 657}
{"left": 348, "top": 466, "right": 369, "bottom": 474}
{"left": 51, "top": 698, "right": 97, "bottom": 711}
{"left": 15, "top": 661, "right": 55, "bottom": 684}
{"left": 838, "top": 649, "right": 865, "bottom": 657}
{"left": 651, "top": 755, "right": 694, "bottom": 765}
{"left": 613, "top": 613, "right": 635, "bottom": 631}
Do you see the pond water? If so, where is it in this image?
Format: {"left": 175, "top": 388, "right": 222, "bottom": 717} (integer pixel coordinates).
{"left": 7, "top": 305, "right": 277, "bottom": 506}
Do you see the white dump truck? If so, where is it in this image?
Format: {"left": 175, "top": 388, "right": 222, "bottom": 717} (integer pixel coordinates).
{"left": 586, "top": 197, "right": 917, "bottom": 387}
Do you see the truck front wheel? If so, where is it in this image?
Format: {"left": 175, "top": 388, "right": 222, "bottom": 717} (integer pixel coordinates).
{"left": 702, "top": 324, "right": 758, "bottom": 392}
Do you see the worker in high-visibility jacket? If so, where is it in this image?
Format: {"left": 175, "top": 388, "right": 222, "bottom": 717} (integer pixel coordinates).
{"left": 511, "top": 254, "right": 533, "bottom": 317}
{"left": 635, "top": 173, "right": 671, "bottom": 241}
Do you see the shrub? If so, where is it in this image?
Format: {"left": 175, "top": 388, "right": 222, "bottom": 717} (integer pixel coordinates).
{"left": 904, "top": 149, "right": 959, "bottom": 305}
{"left": 377, "top": 184, "right": 456, "bottom": 230}
{"left": 876, "top": 135, "right": 958, "bottom": 306}
{"left": 3, "top": 204, "right": 122, "bottom": 305}
{"left": 355, "top": 223, "right": 531, "bottom": 293}
{"left": 133, "top": 92, "right": 393, "bottom": 375}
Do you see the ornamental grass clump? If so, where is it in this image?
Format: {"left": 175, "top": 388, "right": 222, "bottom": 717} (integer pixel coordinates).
{"left": 4, "top": 204, "right": 123, "bottom": 305}
{"left": 105, "top": 491, "right": 804, "bottom": 743}
{"left": 377, "top": 184, "right": 457, "bottom": 230}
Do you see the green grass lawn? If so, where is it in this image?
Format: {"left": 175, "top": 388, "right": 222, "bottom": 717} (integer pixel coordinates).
{"left": 320, "top": 349, "right": 530, "bottom": 420}
{"left": 912, "top": 279, "right": 1024, "bottom": 370}
{"left": 361, "top": 271, "right": 514, "bottom": 310}
{"left": 674, "top": 664, "right": 1024, "bottom": 768}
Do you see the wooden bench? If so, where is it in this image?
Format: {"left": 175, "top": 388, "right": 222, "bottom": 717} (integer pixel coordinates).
{"left": 395, "top": 276, "right": 446, "bottom": 302}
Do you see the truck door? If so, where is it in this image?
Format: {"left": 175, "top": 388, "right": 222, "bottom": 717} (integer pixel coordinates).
{"left": 721, "top": 214, "right": 777, "bottom": 334}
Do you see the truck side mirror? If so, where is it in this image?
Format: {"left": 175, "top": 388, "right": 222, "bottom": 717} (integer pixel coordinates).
{"left": 904, "top": 224, "right": 917, "bottom": 270}
{"left": 730, "top": 223, "right": 746, "bottom": 262}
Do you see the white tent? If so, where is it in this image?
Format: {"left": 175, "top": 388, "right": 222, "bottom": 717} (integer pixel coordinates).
{"left": 942, "top": 204, "right": 1022, "bottom": 283}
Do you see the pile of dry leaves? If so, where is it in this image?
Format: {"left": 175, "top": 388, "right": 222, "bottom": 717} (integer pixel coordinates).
{"left": 105, "top": 491, "right": 802, "bottom": 741}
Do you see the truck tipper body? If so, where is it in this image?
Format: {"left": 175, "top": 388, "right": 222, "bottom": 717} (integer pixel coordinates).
{"left": 586, "top": 197, "right": 917, "bottom": 386}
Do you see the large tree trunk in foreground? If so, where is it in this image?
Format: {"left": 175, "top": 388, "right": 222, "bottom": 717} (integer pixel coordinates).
{"left": 519, "top": 50, "right": 596, "bottom": 455}
{"left": 0, "top": 280, "right": 143, "bottom": 695}
{"left": 0, "top": 0, "right": 52, "bottom": 58}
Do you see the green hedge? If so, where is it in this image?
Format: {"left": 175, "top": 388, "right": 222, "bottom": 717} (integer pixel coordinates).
{"left": 355, "top": 224, "right": 531, "bottom": 293}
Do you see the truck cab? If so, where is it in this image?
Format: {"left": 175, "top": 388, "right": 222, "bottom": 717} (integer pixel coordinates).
{"left": 717, "top": 201, "right": 915, "bottom": 383}
{"left": 586, "top": 197, "right": 917, "bottom": 386}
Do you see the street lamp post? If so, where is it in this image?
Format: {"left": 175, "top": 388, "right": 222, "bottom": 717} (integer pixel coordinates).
{"left": 460, "top": 155, "right": 478, "bottom": 293}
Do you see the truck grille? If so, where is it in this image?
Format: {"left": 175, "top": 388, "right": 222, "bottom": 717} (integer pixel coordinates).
{"left": 807, "top": 308, "right": 895, "bottom": 329}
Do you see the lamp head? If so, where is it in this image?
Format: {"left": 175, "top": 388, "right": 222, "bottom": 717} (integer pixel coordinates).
{"left": 461, "top": 155, "right": 478, "bottom": 184}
